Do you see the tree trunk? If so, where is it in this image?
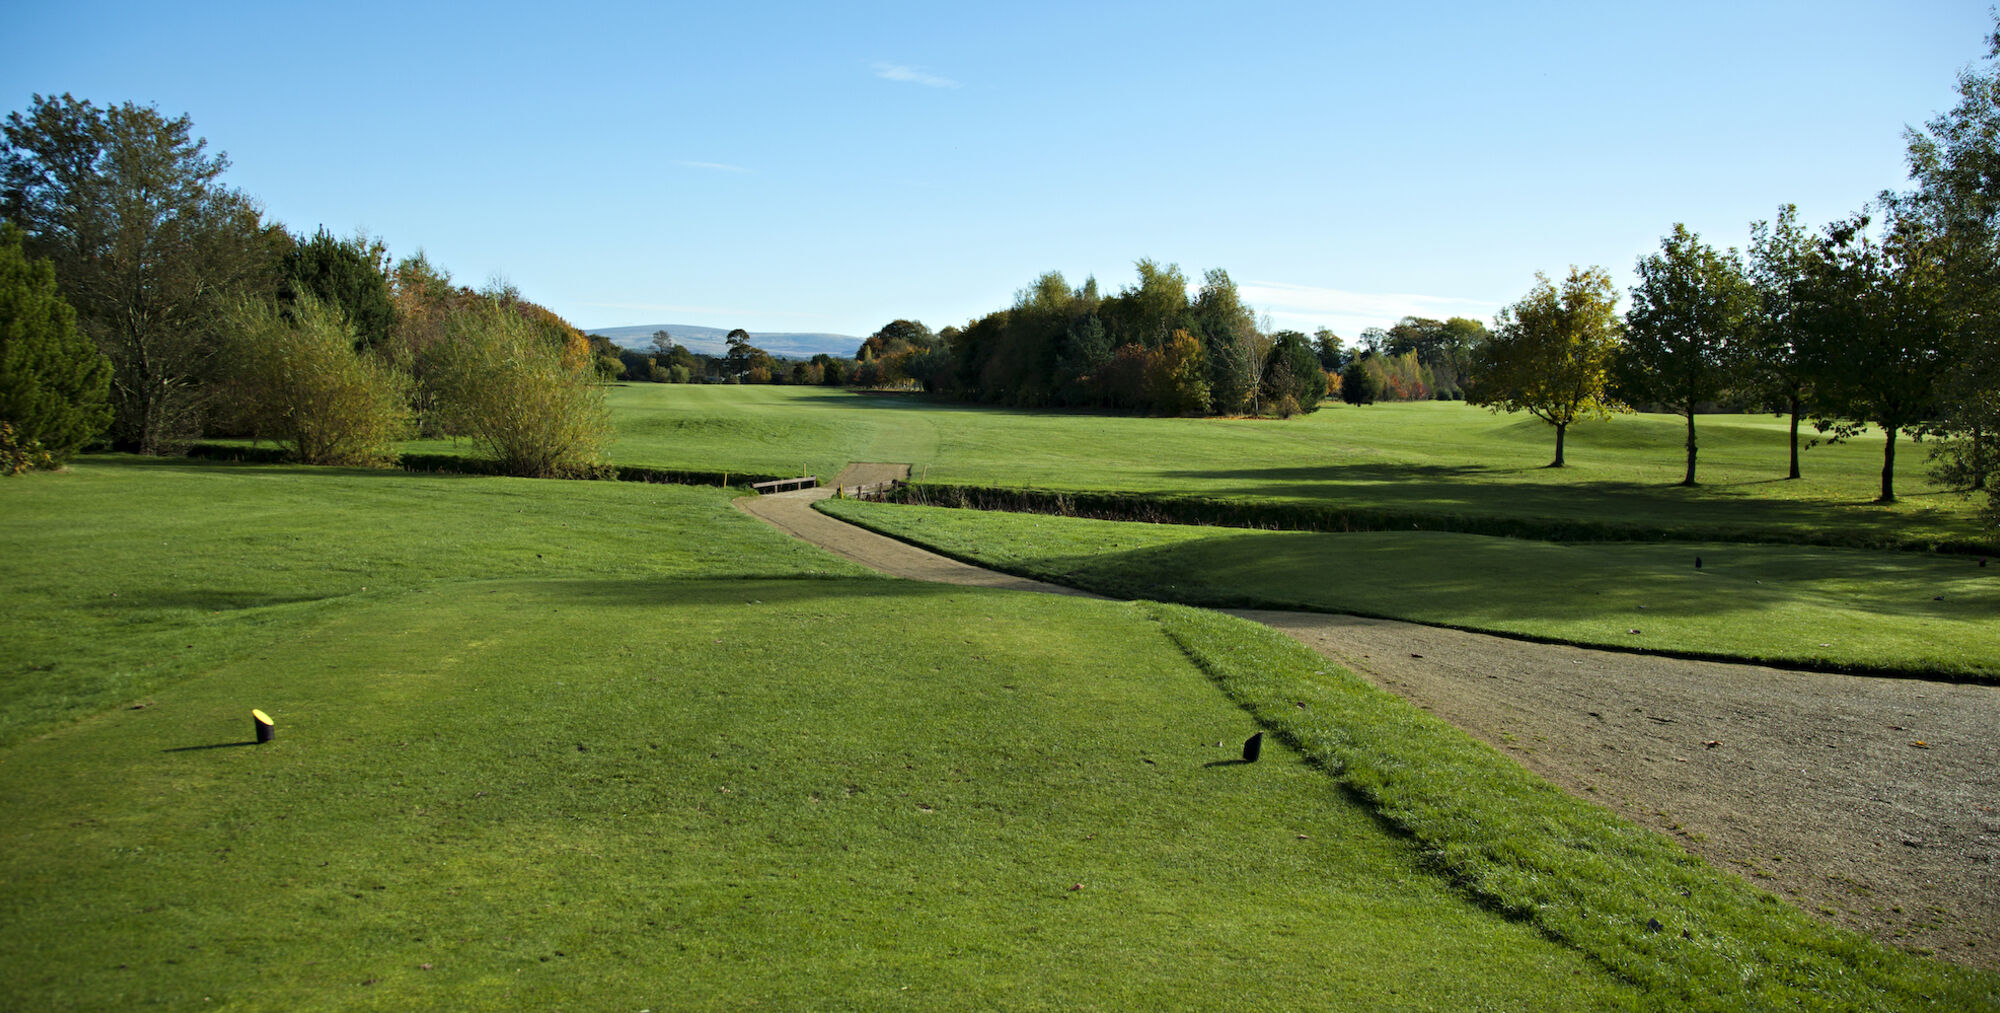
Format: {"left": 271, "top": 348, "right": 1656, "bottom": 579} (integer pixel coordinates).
{"left": 1879, "top": 426, "right": 1898, "bottom": 503}
{"left": 1974, "top": 423, "right": 1989, "bottom": 491}
{"left": 1787, "top": 395, "right": 1802, "bottom": 480}
{"left": 1682, "top": 404, "right": 1698, "bottom": 486}
{"left": 1551, "top": 422, "right": 1567, "bottom": 468}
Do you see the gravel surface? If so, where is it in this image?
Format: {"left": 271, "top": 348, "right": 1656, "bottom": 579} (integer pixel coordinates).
{"left": 1236, "top": 611, "right": 2000, "bottom": 971}
{"left": 737, "top": 477, "right": 2000, "bottom": 970}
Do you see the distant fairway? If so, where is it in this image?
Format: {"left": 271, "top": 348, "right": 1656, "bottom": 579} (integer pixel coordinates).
{"left": 547, "top": 385, "right": 1988, "bottom": 549}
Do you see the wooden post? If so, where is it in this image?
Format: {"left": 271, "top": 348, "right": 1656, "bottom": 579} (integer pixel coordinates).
{"left": 253, "top": 709, "right": 274, "bottom": 744}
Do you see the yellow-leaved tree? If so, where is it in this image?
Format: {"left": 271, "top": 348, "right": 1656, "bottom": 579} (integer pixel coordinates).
{"left": 1468, "top": 266, "right": 1627, "bottom": 468}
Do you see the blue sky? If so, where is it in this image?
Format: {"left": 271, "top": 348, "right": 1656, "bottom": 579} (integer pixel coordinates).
{"left": 5, "top": 1, "right": 1993, "bottom": 340}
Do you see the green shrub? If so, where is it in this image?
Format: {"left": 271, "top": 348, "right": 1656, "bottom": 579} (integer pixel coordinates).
{"left": 0, "top": 421, "right": 56, "bottom": 475}
{"left": 229, "top": 295, "right": 413, "bottom": 466}
{"left": 423, "top": 302, "right": 611, "bottom": 477}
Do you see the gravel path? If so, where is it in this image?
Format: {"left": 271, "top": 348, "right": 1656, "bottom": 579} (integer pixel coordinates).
{"left": 736, "top": 476, "right": 2000, "bottom": 970}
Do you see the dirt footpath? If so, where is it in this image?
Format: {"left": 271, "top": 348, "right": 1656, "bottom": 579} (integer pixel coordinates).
{"left": 1237, "top": 611, "right": 2000, "bottom": 971}
{"left": 734, "top": 469, "right": 1099, "bottom": 597}
{"left": 735, "top": 477, "right": 2000, "bottom": 970}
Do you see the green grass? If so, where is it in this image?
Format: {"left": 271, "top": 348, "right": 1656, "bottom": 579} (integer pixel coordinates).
{"left": 2, "top": 459, "right": 1642, "bottom": 1010}
{"left": 816, "top": 500, "right": 2000, "bottom": 680}
{"left": 7, "top": 458, "right": 1993, "bottom": 1008}
{"left": 0, "top": 455, "right": 856, "bottom": 747}
{"left": 564, "top": 386, "right": 1990, "bottom": 549}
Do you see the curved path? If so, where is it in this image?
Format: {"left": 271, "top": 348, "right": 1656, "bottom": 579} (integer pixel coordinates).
{"left": 735, "top": 477, "right": 2000, "bottom": 970}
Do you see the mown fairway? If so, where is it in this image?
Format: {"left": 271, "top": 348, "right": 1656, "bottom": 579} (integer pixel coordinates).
{"left": 8, "top": 393, "right": 2000, "bottom": 1009}
{"left": 561, "top": 384, "right": 1988, "bottom": 549}
{"left": 2, "top": 460, "right": 1639, "bottom": 1010}
{"left": 818, "top": 501, "right": 2000, "bottom": 680}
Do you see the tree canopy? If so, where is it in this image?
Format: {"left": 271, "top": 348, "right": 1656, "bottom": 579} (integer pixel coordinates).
{"left": 1470, "top": 267, "right": 1626, "bottom": 467}
{"left": 1622, "top": 224, "right": 1757, "bottom": 485}
{"left": 2, "top": 94, "right": 278, "bottom": 454}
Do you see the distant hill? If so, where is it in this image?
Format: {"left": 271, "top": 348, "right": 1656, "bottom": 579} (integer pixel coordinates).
{"left": 585, "top": 324, "right": 861, "bottom": 360}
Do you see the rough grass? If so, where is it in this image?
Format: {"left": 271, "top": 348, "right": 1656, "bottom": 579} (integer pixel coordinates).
{"left": 815, "top": 500, "right": 2000, "bottom": 681}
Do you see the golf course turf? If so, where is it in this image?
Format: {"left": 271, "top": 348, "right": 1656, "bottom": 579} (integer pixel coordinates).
{"left": 5, "top": 387, "right": 1997, "bottom": 1009}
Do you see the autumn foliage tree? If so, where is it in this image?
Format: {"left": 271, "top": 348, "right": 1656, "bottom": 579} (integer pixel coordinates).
{"left": 424, "top": 301, "right": 611, "bottom": 478}
{"left": 1470, "top": 267, "right": 1626, "bottom": 467}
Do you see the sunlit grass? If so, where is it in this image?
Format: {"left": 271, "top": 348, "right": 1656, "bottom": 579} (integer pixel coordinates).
{"left": 819, "top": 499, "right": 2000, "bottom": 680}
{"left": 1, "top": 459, "right": 1648, "bottom": 1010}
{"left": 572, "top": 386, "right": 1988, "bottom": 548}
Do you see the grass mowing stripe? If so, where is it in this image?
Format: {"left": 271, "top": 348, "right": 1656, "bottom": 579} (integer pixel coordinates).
{"left": 815, "top": 500, "right": 2000, "bottom": 681}
{"left": 1143, "top": 602, "right": 1999, "bottom": 1012}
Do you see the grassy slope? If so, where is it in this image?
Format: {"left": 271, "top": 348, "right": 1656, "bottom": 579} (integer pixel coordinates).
{"left": 2, "top": 459, "right": 1641, "bottom": 1010}
{"left": 577, "top": 386, "right": 1988, "bottom": 548}
{"left": 817, "top": 500, "right": 2000, "bottom": 680}
{"left": 0, "top": 455, "right": 853, "bottom": 747}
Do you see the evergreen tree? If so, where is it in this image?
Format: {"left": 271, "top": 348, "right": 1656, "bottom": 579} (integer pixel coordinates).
{"left": 0, "top": 224, "right": 110, "bottom": 470}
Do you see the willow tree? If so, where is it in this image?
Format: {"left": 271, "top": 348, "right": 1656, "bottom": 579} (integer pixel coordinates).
{"left": 1470, "top": 267, "right": 1626, "bottom": 467}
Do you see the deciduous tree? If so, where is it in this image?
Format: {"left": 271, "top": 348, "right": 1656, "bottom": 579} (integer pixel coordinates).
{"left": 426, "top": 302, "right": 611, "bottom": 477}
{"left": 1795, "top": 215, "right": 1953, "bottom": 503}
{"left": 1889, "top": 20, "right": 2000, "bottom": 510}
{"left": 2, "top": 94, "right": 279, "bottom": 453}
{"left": 1469, "top": 267, "right": 1626, "bottom": 467}
{"left": 228, "top": 294, "right": 411, "bottom": 466}
{"left": 1747, "top": 205, "right": 1819, "bottom": 479}
{"left": 1623, "top": 224, "right": 1757, "bottom": 485}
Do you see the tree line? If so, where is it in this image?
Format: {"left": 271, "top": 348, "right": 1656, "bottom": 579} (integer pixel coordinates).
{"left": 1, "top": 94, "right": 610, "bottom": 477}
{"left": 1470, "top": 20, "right": 2000, "bottom": 524}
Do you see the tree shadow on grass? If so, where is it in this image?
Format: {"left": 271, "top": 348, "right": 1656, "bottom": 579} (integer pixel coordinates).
{"left": 91, "top": 590, "right": 332, "bottom": 613}
{"left": 1153, "top": 463, "right": 1932, "bottom": 544}
{"left": 503, "top": 574, "right": 1028, "bottom": 611}
{"left": 1003, "top": 529, "right": 1998, "bottom": 626}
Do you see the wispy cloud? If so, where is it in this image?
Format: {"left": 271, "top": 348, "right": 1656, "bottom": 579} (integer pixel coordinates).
{"left": 677, "top": 160, "right": 752, "bottom": 173}
{"left": 1239, "top": 280, "right": 1501, "bottom": 336}
{"left": 872, "top": 62, "right": 960, "bottom": 89}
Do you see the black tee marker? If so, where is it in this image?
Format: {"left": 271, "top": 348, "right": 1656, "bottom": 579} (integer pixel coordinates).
{"left": 1242, "top": 732, "right": 1263, "bottom": 763}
